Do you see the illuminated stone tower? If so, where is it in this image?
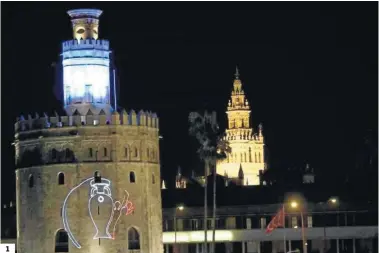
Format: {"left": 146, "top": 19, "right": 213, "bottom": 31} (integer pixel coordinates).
{"left": 216, "top": 68, "right": 266, "bottom": 185}
{"left": 15, "top": 9, "right": 163, "bottom": 253}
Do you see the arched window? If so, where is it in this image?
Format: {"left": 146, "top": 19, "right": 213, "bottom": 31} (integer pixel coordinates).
{"left": 134, "top": 148, "right": 138, "bottom": 157}
{"left": 28, "top": 174, "right": 34, "bottom": 188}
{"left": 128, "top": 227, "right": 140, "bottom": 250}
{"left": 259, "top": 152, "right": 262, "bottom": 163}
{"left": 58, "top": 172, "right": 65, "bottom": 185}
{"left": 152, "top": 173, "right": 155, "bottom": 184}
{"left": 65, "top": 148, "right": 71, "bottom": 160}
{"left": 103, "top": 147, "right": 107, "bottom": 157}
{"left": 52, "top": 149, "right": 57, "bottom": 160}
{"left": 255, "top": 153, "right": 257, "bottom": 163}
{"left": 55, "top": 229, "right": 69, "bottom": 252}
{"left": 88, "top": 148, "right": 93, "bottom": 158}
{"left": 94, "top": 171, "right": 101, "bottom": 183}
{"left": 244, "top": 153, "right": 247, "bottom": 163}
{"left": 124, "top": 147, "right": 129, "bottom": 158}
{"left": 129, "top": 171, "right": 136, "bottom": 183}
{"left": 147, "top": 148, "right": 150, "bottom": 159}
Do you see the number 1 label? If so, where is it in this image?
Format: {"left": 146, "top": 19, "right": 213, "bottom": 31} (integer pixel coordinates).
{"left": 0, "top": 244, "right": 15, "bottom": 253}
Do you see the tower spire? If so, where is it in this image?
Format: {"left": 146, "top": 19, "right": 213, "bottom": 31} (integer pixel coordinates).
{"left": 235, "top": 66, "right": 240, "bottom": 80}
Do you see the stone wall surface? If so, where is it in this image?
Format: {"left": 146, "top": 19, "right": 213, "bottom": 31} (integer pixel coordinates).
{"left": 15, "top": 123, "right": 163, "bottom": 253}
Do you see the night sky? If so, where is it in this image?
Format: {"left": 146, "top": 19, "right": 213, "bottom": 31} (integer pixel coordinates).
{"left": 2, "top": 2, "right": 378, "bottom": 203}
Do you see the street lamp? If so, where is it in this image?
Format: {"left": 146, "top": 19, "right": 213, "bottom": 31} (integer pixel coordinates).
{"left": 174, "top": 204, "right": 185, "bottom": 253}
{"left": 289, "top": 200, "right": 307, "bottom": 253}
{"left": 324, "top": 197, "right": 339, "bottom": 253}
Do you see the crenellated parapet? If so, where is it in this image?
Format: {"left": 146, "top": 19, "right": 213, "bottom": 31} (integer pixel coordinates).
{"left": 62, "top": 39, "right": 109, "bottom": 52}
{"left": 14, "top": 109, "right": 159, "bottom": 134}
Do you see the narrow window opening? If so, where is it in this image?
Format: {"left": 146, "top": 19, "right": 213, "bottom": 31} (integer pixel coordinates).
{"left": 128, "top": 227, "right": 140, "bottom": 250}
{"left": 65, "top": 148, "right": 71, "bottom": 160}
{"left": 89, "top": 148, "right": 93, "bottom": 157}
{"left": 55, "top": 229, "right": 69, "bottom": 252}
{"left": 125, "top": 147, "right": 128, "bottom": 158}
{"left": 94, "top": 171, "right": 101, "bottom": 183}
{"left": 103, "top": 147, "right": 107, "bottom": 157}
{"left": 52, "top": 149, "right": 57, "bottom": 160}
{"left": 134, "top": 148, "right": 138, "bottom": 157}
{"left": 58, "top": 172, "right": 65, "bottom": 185}
{"left": 130, "top": 171, "right": 136, "bottom": 183}
{"left": 28, "top": 174, "right": 34, "bottom": 188}
{"left": 152, "top": 173, "right": 155, "bottom": 184}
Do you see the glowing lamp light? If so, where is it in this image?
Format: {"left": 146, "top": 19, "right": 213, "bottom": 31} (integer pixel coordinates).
{"left": 290, "top": 201, "right": 298, "bottom": 208}
{"left": 330, "top": 198, "right": 337, "bottom": 204}
{"left": 177, "top": 205, "right": 184, "bottom": 211}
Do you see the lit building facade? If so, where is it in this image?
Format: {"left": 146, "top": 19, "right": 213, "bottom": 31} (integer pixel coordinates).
{"left": 14, "top": 9, "right": 163, "bottom": 253}
{"left": 161, "top": 177, "right": 378, "bottom": 253}
{"left": 216, "top": 69, "right": 266, "bottom": 186}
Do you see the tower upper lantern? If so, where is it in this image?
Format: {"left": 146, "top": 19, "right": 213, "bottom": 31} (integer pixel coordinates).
{"left": 67, "top": 9, "right": 103, "bottom": 41}
{"left": 62, "top": 9, "right": 116, "bottom": 116}
{"left": 227, "top": 67, "right": 251, "bottom": 129}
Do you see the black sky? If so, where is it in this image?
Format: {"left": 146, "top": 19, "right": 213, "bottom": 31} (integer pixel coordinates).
{"left": 2, "top": 2, "right": 378, "bottom": 202}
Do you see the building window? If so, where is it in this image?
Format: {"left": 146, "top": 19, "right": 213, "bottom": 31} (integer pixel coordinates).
{"left": 130, "top": 171, "right": 136, "bottom": 183}
{"left": 52, "top": 149, "right": 57, "bottom": 160}
{"left": 88, "top": 148, "right": 93, "bottom": 158}
{"left": 125, "top": 147, "right": 129, "bottom": 157}
{"left": 58, "top": 172, "right": 65, "bottom": 185}
{"left": 255, "top": 153, "right": 257, "bottom": 163}
{"left": 249, "top": 148, "right": 252, "bottom": 162}
{"left": 65, "top": 148, "right": 71, "bottom": 161}
{"left": 103, "top": 148, "right": 107, "bottom": 157}
{"left": 191, "top": 219, "right": 199, "bottom": 230}
{"left": 28, "top": 174, "right": 34, "bottom": 188}
{"left": 307, "top": 216, "right": 313, "bottom": 228}
{"left": 128, "top": 227, "right": 140, "bottom": 250}
{"left": 258, "top": 152, "right": 262, "bottom": 163}
{"left": 260, "top": 217, "right": 266, "bottom": 229}
{"left": 246, "top": 218, "right": 252, "bottom": 229}
{"left": 152, "top": 173, "right": 155, "bottom": 184}
{"left": 147, "top": 148, "right": 150, "bottom": 159}
{"left": 291, "top": 216, "right": 298, "bottom": 228}
{"left": 134, "top": 147, "right": 138, "bottom": 157}
{"left": 55, "top": 229, "right": 69, "bottom": 252}
{"left": 163, "top": 220, "right": 168, "bottom": 231}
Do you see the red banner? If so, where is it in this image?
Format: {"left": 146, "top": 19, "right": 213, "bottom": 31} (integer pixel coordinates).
{"left": 265, "top": 206, "right": 285, "bottom": 234}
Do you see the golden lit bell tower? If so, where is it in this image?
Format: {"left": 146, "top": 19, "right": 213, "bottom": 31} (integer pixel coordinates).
{"left": 216, "top": 67, "right": 266, "bottom": 186}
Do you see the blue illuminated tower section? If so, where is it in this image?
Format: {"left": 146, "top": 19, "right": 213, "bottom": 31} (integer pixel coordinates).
{"left": 62, "top": 9, "right": 116, "bottom": 116}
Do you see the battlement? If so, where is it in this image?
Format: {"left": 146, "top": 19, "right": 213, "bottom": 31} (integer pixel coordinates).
{"left": 14, "top": 109, "right": 159, "bottom": 133}
{"left": 62, "top": 39, "right": 110, "bottom": 52}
